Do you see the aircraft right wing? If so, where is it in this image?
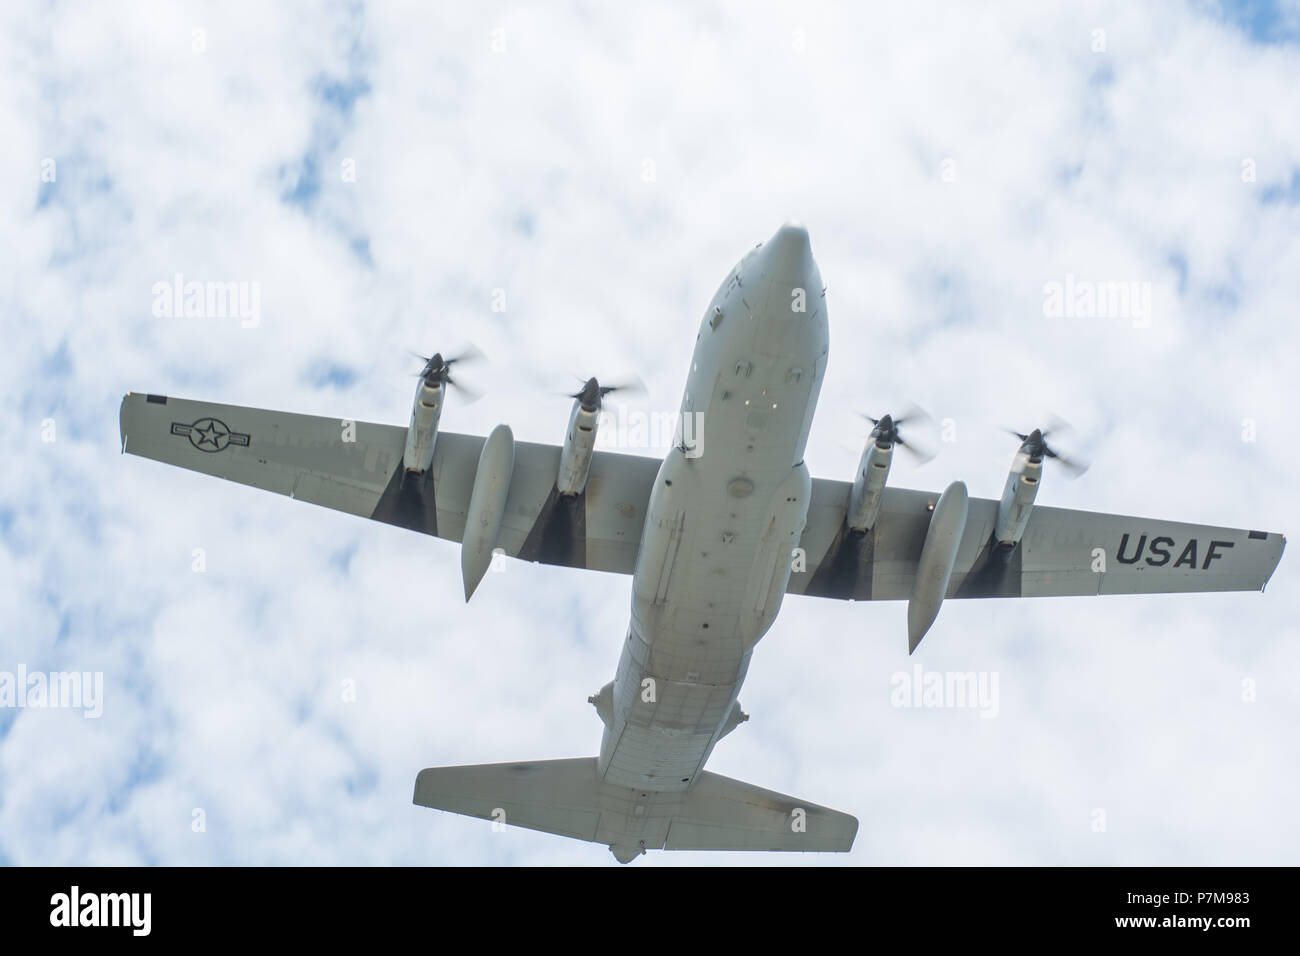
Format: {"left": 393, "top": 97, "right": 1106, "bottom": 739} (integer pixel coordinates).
{"left": 790, "top": 480, "right": 1285, "bottom": 601}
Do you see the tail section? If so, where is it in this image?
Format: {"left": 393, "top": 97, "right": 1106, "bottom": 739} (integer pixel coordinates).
{"left": 413, "top": 758, "right": 858, "bottom": 862}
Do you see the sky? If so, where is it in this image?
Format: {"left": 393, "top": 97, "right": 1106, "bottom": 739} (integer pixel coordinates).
{"left": 1, "top": 0, "right": 1298, "bottom": 865}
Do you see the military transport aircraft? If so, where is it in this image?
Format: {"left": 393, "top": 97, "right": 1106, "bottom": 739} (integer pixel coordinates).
{"left": 120, "top": 223, "right": 1285, "bottom": 863}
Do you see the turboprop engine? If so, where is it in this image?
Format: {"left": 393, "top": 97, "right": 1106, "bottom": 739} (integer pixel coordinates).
{"left": 556, "top": 377, "right": 640, "bottom": 496}
{"left": 993, "top": 426, "right": 1088, "bottom": 546}
{"left": 846, "top": 411, "right": 934, "bottom": 534}
{"left": 403, "top": 350, "right": 478, "bottom": 473}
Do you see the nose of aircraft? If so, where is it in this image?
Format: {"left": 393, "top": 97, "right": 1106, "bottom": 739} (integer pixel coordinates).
{"left": 761, "top": 222, "right": 814, "bottom": 283}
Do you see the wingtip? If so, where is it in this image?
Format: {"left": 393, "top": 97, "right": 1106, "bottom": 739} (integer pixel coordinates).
{"left": 118, "top": 394, "right": 129, "bottom": 453}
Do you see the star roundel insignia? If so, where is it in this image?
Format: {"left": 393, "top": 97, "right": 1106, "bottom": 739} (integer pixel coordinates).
{"left": 170, "top": 417, "right": 251, "bottom": 453}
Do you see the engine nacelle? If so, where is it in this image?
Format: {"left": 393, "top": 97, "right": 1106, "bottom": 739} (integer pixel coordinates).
{"left": 993, "top": 449, "right": 1042, "bottom": 546}
{"left": 557, "top": 400, "right": 600, "bottom": 496}
{"left": 403, "top": 378, "right": 444, "bottom": 474}
{"left": 846, "top": 440, "right": 893, "bottom": 533}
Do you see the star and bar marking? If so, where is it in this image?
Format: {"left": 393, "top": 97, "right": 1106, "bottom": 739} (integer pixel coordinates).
{"left": 170, "top": 417, "right": 250, "bottom": 453}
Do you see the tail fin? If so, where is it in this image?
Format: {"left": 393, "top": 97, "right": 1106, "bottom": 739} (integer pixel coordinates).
{"left": 413, "top": 758, "right": 858, "bottom": 862}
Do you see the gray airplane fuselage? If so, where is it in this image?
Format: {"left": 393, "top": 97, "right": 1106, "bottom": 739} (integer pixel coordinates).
{"left": 598, "top": 224, "right": 828, "bottom": 791}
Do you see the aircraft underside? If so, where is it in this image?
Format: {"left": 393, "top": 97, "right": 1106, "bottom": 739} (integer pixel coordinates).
{"left": 119, "top": 222, "right": 1284, "bottom": 863}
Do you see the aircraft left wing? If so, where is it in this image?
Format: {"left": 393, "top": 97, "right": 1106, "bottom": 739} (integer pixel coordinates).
{"left": 791, "top": 479, "right": 1285, "bottom": 601}
{"left": 119, "top": 392, "right": 659, "bottom": 573}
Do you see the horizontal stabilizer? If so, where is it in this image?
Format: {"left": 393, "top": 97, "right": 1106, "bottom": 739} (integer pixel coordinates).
{"left": 413, "top": 758, "right": 857, "bottom": 861}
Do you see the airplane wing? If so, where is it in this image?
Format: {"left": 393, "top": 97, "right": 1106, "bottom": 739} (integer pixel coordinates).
{"left": 790, "top": 480, "right": 1285, "bottom": 601}
{"left": 122, "top": 393, "right": 1283, "bottom": 603}
{"left": 119, "top": 392, "right": 659, "bottom": 573}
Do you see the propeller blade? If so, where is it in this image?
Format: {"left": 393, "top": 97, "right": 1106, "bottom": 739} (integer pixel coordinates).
{"left": 1042, "top": 443, "right": 1089, "bottom": 477}
{"left": 1054, "top": 456, "right": 1089, "bottom": 477}
{"left": 896, "top": 435, "right": 937, "bottom": 465}
{"left": 445, "top": 375, "right": 482, "bottom": 404}
{"left": 893, "top": 403, "right": 932, "bottom": 431}
{"left": 1044, "top": 413, "right": 1074, "bottom": 439}
{"left": 443, "top": 344, "right": 484, "bottom": 368}
{"left": 599, "top": 378, "right": 647, "bottom": 399}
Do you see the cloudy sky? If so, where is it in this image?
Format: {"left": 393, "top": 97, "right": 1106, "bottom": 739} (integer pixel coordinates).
{"left": 2, "top": 0, "right": 1297, "bottom": 865}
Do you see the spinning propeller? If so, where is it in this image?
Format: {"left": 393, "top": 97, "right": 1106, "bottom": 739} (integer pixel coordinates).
{"left": 1004, "top": 424, "right": 1090, "bottom": 477}
{"left": 411, "top": 346, "right": 483, "bottom": 401}
{"left": 568, "top": 376, "right": 645, "bottom": 410}
{"left": 863, "top": 405, "right": 937, "bottom": 464}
